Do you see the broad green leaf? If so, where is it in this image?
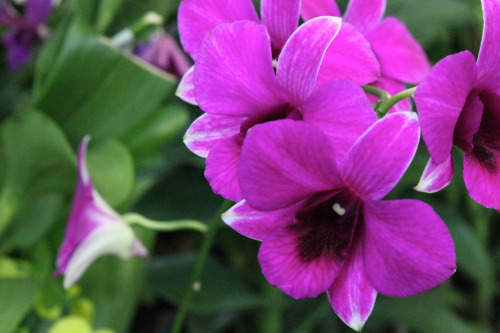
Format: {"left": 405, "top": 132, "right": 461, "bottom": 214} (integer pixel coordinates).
{"left": 0, "top": 193, "right": 64, "bottom": 252}
{"left": 96, "top": 0, "right": 125, "bottom": 32}
{"left": 146, "top": 254, "right": 268, "bottom": 314}
{"left": 0, "top": 278, "right": 43, "bottom": 333}
{"left": 70, "top": 0, "right": 97, "bottom": 23}
{"left": 87, "top": 140, "right": 134, "bottom": 208}
{"left": 0, "top": 109, "right": 74, "bottom": 236}
{"left": 370, "top": 291, "right": 473, "bottom": 333}
{"left": 121, "top": 104, "right": 189, "bottom": 169}
{"left": 34, "top": 19, "right": 176, "bottom": 146}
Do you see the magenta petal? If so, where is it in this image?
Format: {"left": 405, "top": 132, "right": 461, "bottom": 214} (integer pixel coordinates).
{"left": 239, "top": 120, "right": 343, "bottom": 211}
{"left": 366, "top": 17, "right": 430, "bottom": 84}
{"left": 176, "top": 65, "right": 197, "bottom": 105}
{"left": 328, "top": 241, "right": 377, "bottom": 331}
{"left": 261, "top": 0, "right": 300, "bottom": 52}
{"left": 205, "top": 136, "right": 243, "bottom": 201}
{"left": 476, "top": 0, "right": 500, "bottom": 89}
{"left": 26, "top": 0, "right": 52, "bottom": 24}
{"left": 344, "top": 0, "right": 386, "bottom": 34}
{"left": 341, "top": 112, "right": 420, "bottom": 200}
{"left": 301, "top": 0, "right": 341, "bottom": 21}
{"left": 184, "top": 113, "right": 245, "bottom": 158}
{"left": 415, "top": 156, "right": 454, "bottom": 193}
{"left": 194, "top": 21, "right": 287, "bottom": 117}
{"left": 464, "top": 153, "right": 500, "bottom": 211}
{"left": 301, "top": 79, "right": 377, "bottom": 162}
{"left": 368, "top": 78, "right": 412, "bottom": 113}
{"left": 414, "top": 51, "right": 478, "bottom": 164}
{"left": 363, "top": 200, "right": 456, "bottom": 297}
{"left": 259, "top": 229, "right": 342, "bottom": 299}
{"left": 318, "top": 22, "right": 380, "bottom": 87}
{"left": 276, "top": 16, "right": 342, "bottom": 106}
{"left": 178, "top": 0, "right": 259, "bottom": 60}
{"left": 222, "top": 200, "right": 300, "bottom": 241}
{"left": 453, "top": 92, "right": 484, "bottom": 153}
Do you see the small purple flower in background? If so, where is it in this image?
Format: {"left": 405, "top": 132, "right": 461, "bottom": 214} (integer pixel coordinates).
{"left": 175, "top": 0, "right": 380, "bottom": 104}
{"left": 54, "top": 136, "right": 148, "bottom": 289}
{"left": 223, "top": 114, "right": 456, "bottom": 331}
{"left": 0, "top": 0, "right": 52, "bottom": 70}
{"left": 182, "top": 17, "right": 379, "bottom": 202}
{"left": 414, "top": 0, "right": 500, "bottom": 210}
{"left": 136, "top": 30, "right": 191, "bottom": 80}
{"left": 301, "top": 0, "right": 430, "bottom": 111}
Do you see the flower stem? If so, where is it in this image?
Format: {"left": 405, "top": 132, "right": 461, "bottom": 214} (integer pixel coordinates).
{"left": 376, "top": 86, "right": 417, "bottom": 116}
{"left": 170, "top": 200, "right": 233, "bottom": 333}
{"left": 123, "top": 213, "right": 208, "bottom": 233}
{"left": 362, "top": 85, "right": 389, "bottom": 100}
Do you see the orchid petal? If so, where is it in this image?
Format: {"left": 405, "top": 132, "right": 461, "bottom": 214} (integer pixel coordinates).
{"left": 63, "top": 223, "right": 147, "bottom": 289}
{"left": 239, "top": 120, "right": 343, "bottom": 211}
{"left": 341, "top": 112, "right": 420, "bottom": 200}
{"left": 414, "top": 51, "right": 478, "bottom": 164}
{"left": 363, "top": 199, "right": 456, "bottom": 297}
{"left": 276, "top": 16, "right": 342, "bottom": 106}
{"left": 301, "top": 0, "right": 341, "bottom": 21}
{"left": 205, "top": 136, "right": 243, "bottom": 202}
{"left": 26, "top": 0, "right": 52, "bottom": 24}
{"left": 194, "top": 21, "right": 287, "bottom": 117}
{"left": 415, "top": 156, "right": 455, "bottom": 193}
{"left": 183, "top": 113, "right": 244, "bottom": 158}
{"left": 318, "top": 22, "right": 380, "bottom": 87}
{"left": 476, "top": 0, "right": 500, "bottom": 90}
{"left": 344, "top": 0, "right": 386, "bottom": 34}
{"left": 301, "top": 79, "right": 377, "bottom": 162}
{"left": 176, "top": 65, "right": 197, "bottom": 105}
{"left": 365, "top": 17, "right": 430, "bottom": 84}
{"left": 328, "top": 240, "right": 377, "bottom": 332}
{"left": 368, "top": 78, "right": 412, "bottom": 113}
{"left": 178, "top": 0, "right": 259, "bottom": 60}
{"left": 464, "top": 152, "right": 500, "bottom": 211}
{"left": 261, "top": 0, "right": 300, "bottom": 52}
{"left": 259, "top": 228, "right": 342, "bottom": 299}
{"left": 453, "top": 92, "right": 484, "bottom": 153}
{"left": 222, "top": 200, "right": 301, "bottom": 241}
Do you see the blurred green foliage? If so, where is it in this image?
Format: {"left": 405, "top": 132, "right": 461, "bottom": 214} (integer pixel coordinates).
{"left": 0, "top": 0, "right": 498, "bottom": 333}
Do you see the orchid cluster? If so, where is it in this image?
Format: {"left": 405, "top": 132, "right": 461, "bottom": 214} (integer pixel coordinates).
{"left": 174, "top": 0, "right": 500, "bottom": 330}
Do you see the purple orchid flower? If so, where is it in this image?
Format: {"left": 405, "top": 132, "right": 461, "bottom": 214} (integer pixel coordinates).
{"left": 183, "top": 17, "right": 379, "bottom": 202}
{"left": 413, "top": 0, "right": 500, "bottom": 210}
{"left": 54, "top": 137, "right": 147, "bottom": 289}
{"left": 0, "top": 0, "right": 52, "bottom": 70}
{"left": 175, "top": 0, "right": 380, "bottom": 104}
{"left": 136, "top": 30, "right": 191, "bottom": 80}
{"left": 223, "top": 114, "right": 456, "bottom": 330}
{"left": 301, "top": 0, "right": 430, "bottom": 111}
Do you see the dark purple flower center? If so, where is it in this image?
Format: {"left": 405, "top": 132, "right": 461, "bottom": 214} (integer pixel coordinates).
{"left": 235, "top": 104, "right": 302, "bottom": 145}
{"left": 471, "top": 92, "right": 500, "bottom": 170}
{"left": 289, "top": 189, "right": 361, "bottom": 263}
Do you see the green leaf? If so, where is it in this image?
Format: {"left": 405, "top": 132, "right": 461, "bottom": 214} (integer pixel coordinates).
{"left": 70, "top": 0, "right": 97, "bottom": 22}
{"left": 370, "top": 291, "right": 473, "bottom": 333}
{"left": 121, "top": 104, "right": 189, "bottom": 168}
{"left": 0, "top": 109, "right": 75, "bottom": 236}
{"left": 146, "top": 254, "right": 268, "bottom": 314}
{"left": 96, "top": 0, "right": 125, "bottom": 32}
{"left": 87, "top": 139, "right": 134, "bottom": 208}
{"left": 34, "top": 19, "right": 176, "bottom": 146}
{"left": 0, "top": 193, "right": 65, "bottom": 252}
{"left": 0, "top": 278, "right": 43, "bottom": 333}
{"left": 107, "top": 0, "right": 181, "bottom": 35}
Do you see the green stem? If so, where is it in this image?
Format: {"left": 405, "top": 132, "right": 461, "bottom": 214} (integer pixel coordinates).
{"left": 123, "top": 213, "right": 208, "bottom": 233}
{"left": 376, "top": 87, "right": 417, "bottom": 116}
{"left": 171, "top": 200, "right": 233, "bottom": 333}
{"left": 362, "top": 85, "right": 389, "bottom": 100}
